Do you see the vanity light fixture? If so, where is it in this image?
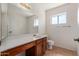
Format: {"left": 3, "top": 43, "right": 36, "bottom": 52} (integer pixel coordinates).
{"left": 18, "top": 3, "right": 32, "bottom": 10}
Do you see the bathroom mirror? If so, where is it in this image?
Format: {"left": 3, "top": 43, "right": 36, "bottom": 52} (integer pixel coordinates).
{"left": 27, "top": 15, "right": 39, "bottom": 34}
{"left": 1, "top": 3, "right": 39, "bottom": 41}
{"left": 0, "top": 4, "right": 1, "bottom": 45}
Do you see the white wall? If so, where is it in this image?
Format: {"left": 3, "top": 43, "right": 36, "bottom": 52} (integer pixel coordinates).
{"left": 46, "top": 4, "right": 79, "bottom": 51}
{"left": 30, "top": 3, "right": 63, "bottom": 34}
{"left": 36, "top": 11, "right": 45, "bottom": 34}
{"left": 7, "top": 4, "right": 28, "bottom": 36}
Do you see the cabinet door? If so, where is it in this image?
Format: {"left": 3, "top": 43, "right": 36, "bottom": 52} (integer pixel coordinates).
{"left": 36, "top": 42, "right": 43, "bottom": 56}
{"left": 42, "top": 38, "right": 47, "bottom": 55}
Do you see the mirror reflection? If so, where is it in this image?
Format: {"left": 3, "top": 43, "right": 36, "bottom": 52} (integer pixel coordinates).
{"left": 0, "top": 3, "right": 39, "bottom": 45}
{"left": 0, "top": 4, "right": 1, "bottom": 45}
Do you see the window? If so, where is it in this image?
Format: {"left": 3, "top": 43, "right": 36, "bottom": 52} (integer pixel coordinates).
{"left": 52, "top": 16, "right": 58, "bottom": 24}
{"left": 51, "top": 12, "right": 66, "bottom": 24}
{"left": 34, "top": 18, "right": 39, "bottom": 27}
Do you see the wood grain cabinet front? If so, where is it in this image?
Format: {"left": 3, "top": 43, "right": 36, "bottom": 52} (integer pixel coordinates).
{"left": 35, "top": 37, "right": 47, "bottom": 56}
{"left": 42, "top": 37, "right": 47, "bottom": 55}
{"left": 35, "top": 41, "right": 43, "bottom": 56}
{"left": 1, "top": 37, "right": 47, "bottom": 56}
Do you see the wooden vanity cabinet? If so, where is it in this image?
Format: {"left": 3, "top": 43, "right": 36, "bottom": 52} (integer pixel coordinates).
{"left": 35, "top": 39, "right": 43, "bottom": 56}
{"left": 1, "top": 41, "right": 35, "bottom": 56}
{"left": 35, "top": 37, "right": 47, "bottom": 56}
{"left": 1, "top": 37, "right": 47, "bottom": 56}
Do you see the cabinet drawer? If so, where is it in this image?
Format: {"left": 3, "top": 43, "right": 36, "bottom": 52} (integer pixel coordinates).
{"left": 36, "top": 39, "right": 43, "bottom": 44}
{"left": 22, "top": 42, "right": 35, "bottom": 50}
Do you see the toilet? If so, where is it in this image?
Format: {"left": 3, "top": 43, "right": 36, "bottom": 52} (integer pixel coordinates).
{"left": 47, "top": 40, "right": 54, "bottom": 49}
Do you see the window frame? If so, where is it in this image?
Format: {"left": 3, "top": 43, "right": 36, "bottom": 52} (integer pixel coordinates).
{"left": 51, "top": 12, "right": 67, "bottom": 25}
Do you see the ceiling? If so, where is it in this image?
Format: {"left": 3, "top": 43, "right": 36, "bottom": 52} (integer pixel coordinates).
{"left": 10, "top": 3, "right": 65, "bottom": 17}
{"left": 30, "top": 3, "right": 65, "bottom": 11}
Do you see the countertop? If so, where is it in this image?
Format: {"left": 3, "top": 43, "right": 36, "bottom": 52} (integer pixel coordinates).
{"left": 0, "top": 34, "right": 47, "bottom": 52}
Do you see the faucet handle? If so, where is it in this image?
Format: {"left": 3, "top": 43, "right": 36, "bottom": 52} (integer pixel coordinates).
{"left": 74, "top": 38, "right": 79, "bottom": 42}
